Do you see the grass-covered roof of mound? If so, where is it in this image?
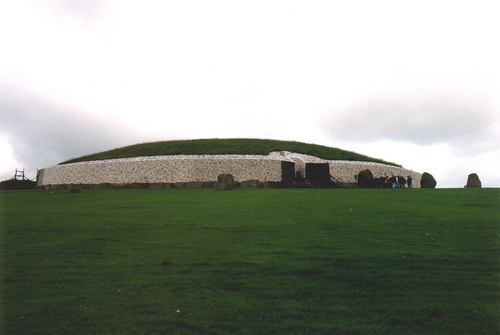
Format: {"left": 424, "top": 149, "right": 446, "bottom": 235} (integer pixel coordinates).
{"left": 60, "top": 138, "right": 400, "bottom": 167}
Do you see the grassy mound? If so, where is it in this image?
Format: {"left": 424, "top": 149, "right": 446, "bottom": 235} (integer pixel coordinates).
{"left": 60, "top": 138, "right": 400, "bottom": 166}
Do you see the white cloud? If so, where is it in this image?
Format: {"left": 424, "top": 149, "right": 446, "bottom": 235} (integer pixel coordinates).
{"left": 1, "top": 0, "right": 499, "bottom": 187}
{"left": 0, "top": 84, "right": 149, "bottom": 171}
{"left": 0, "top": 134, "right": 23, "bottom": 181}
{"left": 323, "top": 90, "right": 498, "bottom": 154}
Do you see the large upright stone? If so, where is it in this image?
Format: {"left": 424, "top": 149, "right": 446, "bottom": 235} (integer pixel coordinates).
{"left": 420, "top": 172, "right": 437, "bottom": 188}
{"left": 217, "top": 174, "right": 234, "bottom": 190}
{"left": 357, "top": 169, "right": 374, "bottom": 188}
{"left": 466, "top": 173, "right": 482, "bottom": 188}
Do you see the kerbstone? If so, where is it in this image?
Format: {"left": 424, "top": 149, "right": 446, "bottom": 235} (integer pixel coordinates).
{"left": 217, "top": 174, "right": 234, "bottom": 190}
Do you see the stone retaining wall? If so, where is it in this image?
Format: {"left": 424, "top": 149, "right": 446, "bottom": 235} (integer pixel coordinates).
{"left": 37, "top": 152, "right": 422, "bottom": 188}
{"left": 284, "top": 152, "right": 422, "bottom": 187}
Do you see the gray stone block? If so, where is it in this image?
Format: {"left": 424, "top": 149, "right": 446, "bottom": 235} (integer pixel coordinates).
{"left": 186, "top": 181, "right": 203, "bottom": 188}
{"left": 240, "top": 180, "right": 262, "bottom": 188}
{"left": 217, "top": 174, "right": 234, "bottom": 190}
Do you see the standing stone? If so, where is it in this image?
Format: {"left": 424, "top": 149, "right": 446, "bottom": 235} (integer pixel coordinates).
{"left": 420, "top": 172, "right": 437, "bottom": 188}
{"left": 217, "top": 174, "right": 234, "bottom": 190}
{"left": 466, "top": 173, "right": 482, "bottom": 188}
{"left": 357, "top": 169, "right": 374, "bottom": 188}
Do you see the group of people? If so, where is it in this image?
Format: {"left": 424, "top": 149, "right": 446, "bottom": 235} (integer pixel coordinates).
{"left": 375, "top": 176, "right": 413, "bottom": 188}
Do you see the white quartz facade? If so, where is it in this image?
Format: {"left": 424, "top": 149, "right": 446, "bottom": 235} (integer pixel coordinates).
{"left": 37, "top": 152, "right": 422, "bottom": 187}
{"left": 38, "top": 154, "right": 284, "bottom": 185}
{"left": 283, "top": 152, "right": 422, "bottom": 187}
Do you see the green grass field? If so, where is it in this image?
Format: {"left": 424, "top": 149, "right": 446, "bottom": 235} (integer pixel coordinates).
{"left": 1, "top": 188, "right": 498, "bottom": 334}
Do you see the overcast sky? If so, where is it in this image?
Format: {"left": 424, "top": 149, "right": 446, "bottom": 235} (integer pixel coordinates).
{"left": 1, "top": 0, "right": 499, "bottom": 187}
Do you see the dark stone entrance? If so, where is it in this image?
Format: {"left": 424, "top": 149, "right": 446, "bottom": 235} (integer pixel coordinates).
{"left": 305, "top": 163, "right": 331, "bottom": 187}
{"left": 281, "top": 161, "right": 295, "bottom": 187}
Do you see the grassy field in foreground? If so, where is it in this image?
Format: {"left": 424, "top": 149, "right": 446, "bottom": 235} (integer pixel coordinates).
{"left": 1, "top": 188, "right": 498, "bottom": 334}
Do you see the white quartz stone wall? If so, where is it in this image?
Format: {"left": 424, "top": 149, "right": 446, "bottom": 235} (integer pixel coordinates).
{"left": 329, "top": 161, "right": 421, "bottom": 187}
{"left": 38, "top": 155, "right": 284, "bottom": 185}
{"left": 283, "top": 152, "right": 422, "bottom": 188}
{"left": 37, "top": 152, "right": 422, "bottom": 187}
